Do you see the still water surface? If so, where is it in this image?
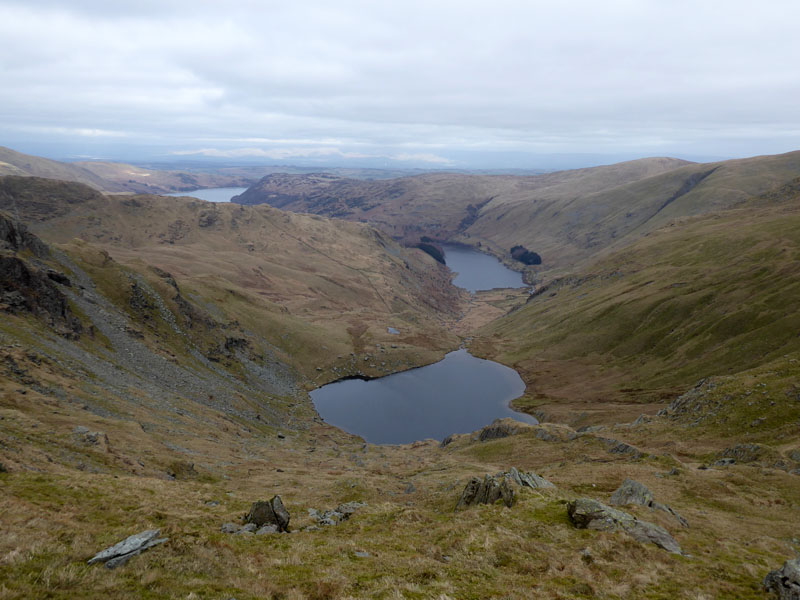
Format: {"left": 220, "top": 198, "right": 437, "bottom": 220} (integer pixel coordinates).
{"left": 440, "top": 244, "right": 525, "bottom": 292}
{"left": 166, "top": 187, "right": 249, "bottom": 203}
{"left": 310, "top": 349, "right": 535, "bottom": 444}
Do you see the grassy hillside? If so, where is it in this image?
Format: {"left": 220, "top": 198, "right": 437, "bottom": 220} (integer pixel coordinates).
{"left": 0, "top": 176, "right": 462, "bottom": 381}
{"left": 472, "top": 179, "right": 800, "bottom": 426}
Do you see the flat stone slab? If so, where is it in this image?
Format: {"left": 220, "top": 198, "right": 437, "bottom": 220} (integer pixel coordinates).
{"left": 88, "top": 529, "right": 168, "bottom": 569}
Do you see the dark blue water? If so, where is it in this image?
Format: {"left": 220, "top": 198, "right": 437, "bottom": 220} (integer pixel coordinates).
{"left": 166, "top": 187, "right": 249, "bottom": 203}
{"left": 310, "top": 349, "right": 535, "bottom": 444}
{"left": 441, "top": 244, "right": 525, "bottom": 292}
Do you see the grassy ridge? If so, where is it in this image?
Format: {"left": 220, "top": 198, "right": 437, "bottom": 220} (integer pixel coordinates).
{"left": 466, "top": 150, "right": 800, "bottom": 270}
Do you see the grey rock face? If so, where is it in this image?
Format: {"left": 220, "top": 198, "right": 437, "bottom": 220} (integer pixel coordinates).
{"left": 567, "top": 498, "right": 682, "bottom": 554}
{"left": 245, "top": 496, "right": 290, "bottom": 532}
{"left": 0, "top": 255, "right": 82, "bottom": 337}
{"left": 764, "top": 558, "right": 800, "bottom": 599}
{"left": 88, "top": 528, "right": 168, "bottom": 569}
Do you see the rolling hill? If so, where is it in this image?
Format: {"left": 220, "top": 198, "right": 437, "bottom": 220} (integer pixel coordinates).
{"left": 233, "top": 151, "right": 800, "bottom": 275}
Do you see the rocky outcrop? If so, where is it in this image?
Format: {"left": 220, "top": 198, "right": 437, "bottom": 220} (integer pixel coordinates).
{"left": 0, "top": 214, "right": 82, "bottom": 337}
{"left": 456, "top": 474, "right": 515, "bottom": 510}
{"left": 609, "top": 479, "right": 688, "bottom": 527}
{"left": 0, "top": 211, "right": 49, "bottom": 257}
{"left": 87, "top": 529, "right": 168, "bottom": 569}
{"left": 718, "top": 443, "right": 763, "bottom": 464}
{"left": 567, "top": 498, "right": 682, "bottom": 554}
{"left": 658, "top": 378, "right": 721, "bottom": 424}
{"left": 455, "top": 468, "right": 555, "bottom": 510}
{"left": 764, "top": 558, "right": 800, "bottom": 599}
{"left": 245, "top": 496, "right": 290, "bottom": 532}
{"left": 597, "top": 437, "right": 644, "bottom": 459}
{"left": 478, "top": 418, "right": 526, "bottom": 441}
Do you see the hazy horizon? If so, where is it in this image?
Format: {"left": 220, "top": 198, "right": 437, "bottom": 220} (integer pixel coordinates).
{"left": 2, "top": 1, "right": 799, "bottom": 170}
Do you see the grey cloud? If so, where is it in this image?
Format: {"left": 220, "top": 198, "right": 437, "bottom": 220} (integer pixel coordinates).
{"left": 1, "top": 1, "right": 799, "bottom": 166}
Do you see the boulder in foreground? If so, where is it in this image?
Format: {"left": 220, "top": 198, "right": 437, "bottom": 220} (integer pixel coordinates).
{"left": 567, "top": 498, "right": 682, "bottom": 554}
{"left": 245, "top": 496, "right": 290, "bottom": 532}
{"left": 764, "top": 558, "right": 800, "bottom": 600}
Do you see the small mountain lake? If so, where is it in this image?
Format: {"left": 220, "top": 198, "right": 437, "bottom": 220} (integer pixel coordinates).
{"left": 166, "top": 187, "right": 249, "bottom": 203}
{"left": 440, "top": 244, "right": 525, "bottom": 292}
{"left": 310, "top": 349, "right": 536, "bottom": 444}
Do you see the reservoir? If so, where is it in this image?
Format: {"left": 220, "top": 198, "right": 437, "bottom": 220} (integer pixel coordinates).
{"left": 440, "top": 244, "right": 525, "bottom": 292}
{"left": 166, "top": 187, "right": 249, "bottom": 203}
{"left": 310, "top": 349, "right": 536, "bottom": 444}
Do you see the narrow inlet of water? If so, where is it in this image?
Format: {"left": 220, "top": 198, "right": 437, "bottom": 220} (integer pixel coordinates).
{"left": 440, "top": 244, "right": 525, "bottom": 292}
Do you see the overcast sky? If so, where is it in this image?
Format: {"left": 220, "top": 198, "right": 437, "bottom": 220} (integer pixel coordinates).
{"left": 1, "top": 0, "right": 799, "bottom": 169}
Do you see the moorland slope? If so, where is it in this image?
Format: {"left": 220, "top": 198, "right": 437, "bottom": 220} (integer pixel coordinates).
{"left": 2, "top": 155, "right": 800, "bottom": 599}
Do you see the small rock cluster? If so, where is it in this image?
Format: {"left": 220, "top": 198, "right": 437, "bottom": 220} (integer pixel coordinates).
{"left": 306, "top": 501, "right": 367, "bottom": 529}
{"left": 73, "top": 425, "right": 109, "bottom": 447}
{"left": 88, "top": 529, "right": 168, "bottom": 569}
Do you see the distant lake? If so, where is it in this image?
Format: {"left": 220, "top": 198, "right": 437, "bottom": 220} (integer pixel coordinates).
{"left": 441, "top": 244, "right": 525, "bottom": 292}
{"left": 166, "top": 187, "right": 249, "bottom": 203}
{"left": 310, "top": 349, "right": 535, "bottom": 444}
